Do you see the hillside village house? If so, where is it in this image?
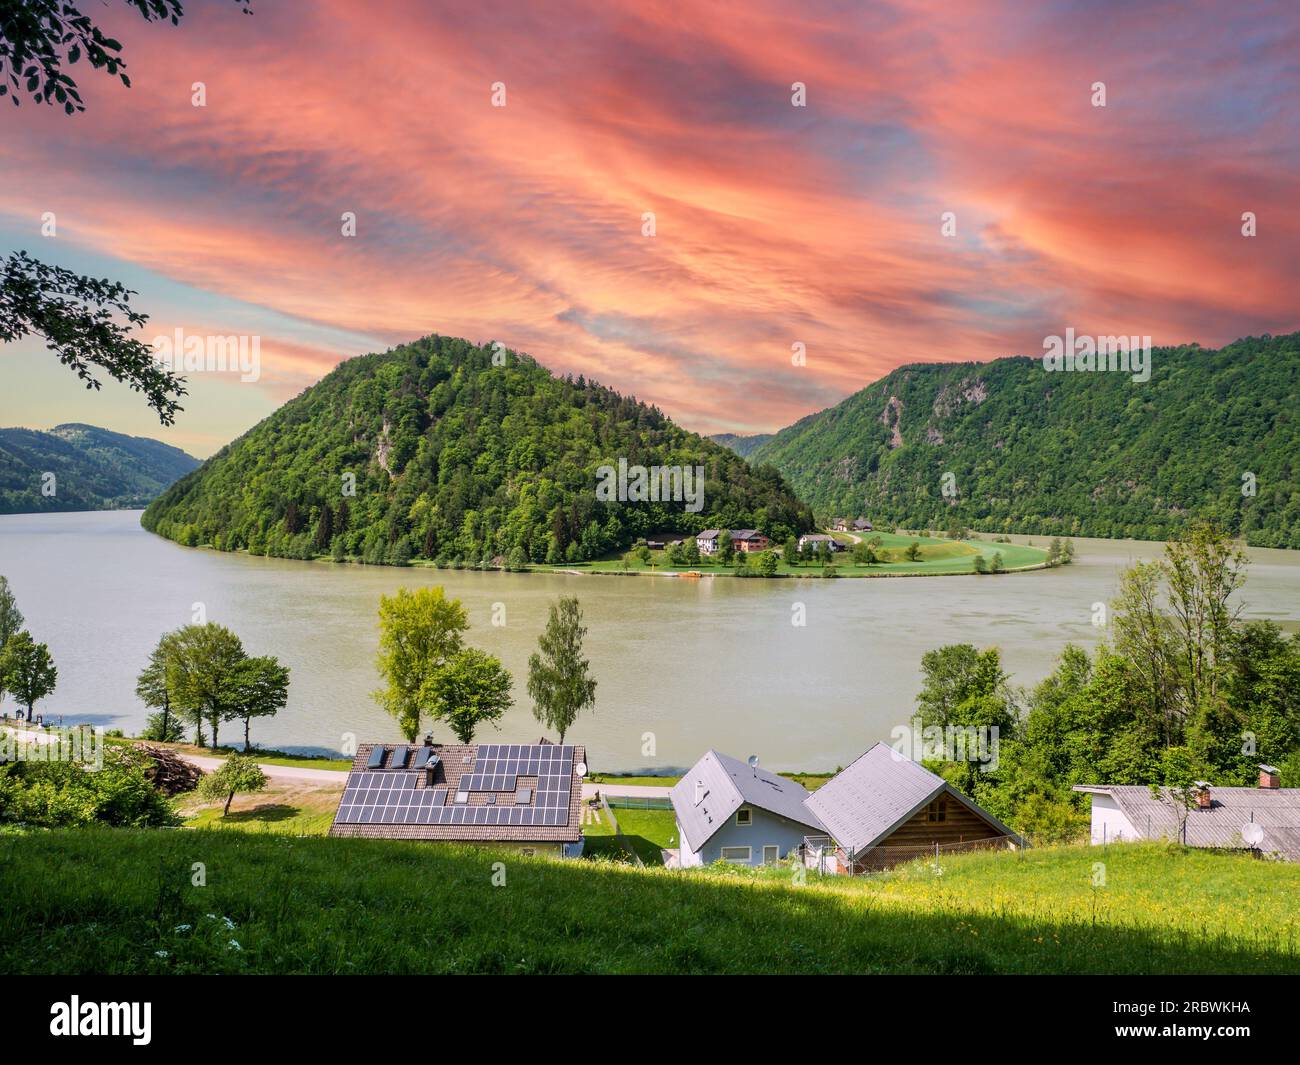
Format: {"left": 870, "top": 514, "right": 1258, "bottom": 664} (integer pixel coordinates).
{"left": 329, "top": 739, "right": 586, "bottom": 858}
{"left": 832, "top": 518, "right": 874, "bottom": 532}
{"left": 1072, "top": 765, "right": 1300, "bottom": 861}
{"left": 696, "top": 529, "right": 770, "bottom": 555}
{"left": 670, "top": 750, "right": 826, "bottom": 867}
{"left": 804, "top": 743, "right": 1024, "bottom": 873}
{"left": 670, "top": 742, "right": 1022, "bottom": 873}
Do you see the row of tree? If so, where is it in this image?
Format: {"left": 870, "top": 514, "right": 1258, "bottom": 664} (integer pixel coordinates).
{"left": 135, "top": 624, "right": 290, "bottom": 749}
{"left": 913, "top": 524, "right": 1300, "bottom": 840}
{"left": 373, "top": 588, "right": 597, "bottom": 744}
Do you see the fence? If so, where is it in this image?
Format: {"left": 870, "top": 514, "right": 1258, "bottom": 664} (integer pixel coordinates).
{"left": 603, "top": 795, "right": 673, "bottom": 811}
{"left": 597, "top": 794, "right": 645, "bottom": 867}
{"left": 802, "top": 833, "right": 1019, "bottom": 874}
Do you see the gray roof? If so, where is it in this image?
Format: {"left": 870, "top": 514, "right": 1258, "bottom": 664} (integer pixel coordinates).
{"left": 670, "top": 750, "right": 825, "bottom": 852}
{"left": 1074, "top": 784, "right": 1300, "bottom": 858}
{"left": 804, "top": 742, "right": 1023, "bottom": 853}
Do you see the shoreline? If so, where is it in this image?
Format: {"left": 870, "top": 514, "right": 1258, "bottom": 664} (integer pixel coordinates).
{"left": 140, "top": 526, "right": 1058, "bottom": 579}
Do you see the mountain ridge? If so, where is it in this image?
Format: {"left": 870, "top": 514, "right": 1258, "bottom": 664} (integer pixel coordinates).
{"left": 749, "top": 332, "right": 1300, "bottom": 548}
{"left": 0, "top": 423, "right": 199, "bottom": 514}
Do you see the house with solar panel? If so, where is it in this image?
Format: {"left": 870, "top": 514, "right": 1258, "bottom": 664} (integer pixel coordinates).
{"left": 669, "top": 750, "right": 827, "bottom": 868}
{"left": 329, "top": 739, "right": 587, "bottom": 858}
{"left": 803, "top": 742, "right": 1024, "bottom": 873}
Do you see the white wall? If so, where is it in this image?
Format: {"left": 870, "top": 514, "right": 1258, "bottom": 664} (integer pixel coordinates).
{"left": 677, "top": 819, "right": 704, "bottom": 867}
{"left": 1090, "top": 793, "right": 1139, "bottom": 844}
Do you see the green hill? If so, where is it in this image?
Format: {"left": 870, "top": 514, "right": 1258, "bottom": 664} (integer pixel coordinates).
{"left": 142, "top": 334, "right": 812, "bottom": 563}
{"left": 750, "top": 332, "right": 1300, "bottom": 547}
{"left": 0, "top": 423, "right": 199, "bottom": 513}
{"left": 1, "top": 830, "right": 1295, "bottom": 974}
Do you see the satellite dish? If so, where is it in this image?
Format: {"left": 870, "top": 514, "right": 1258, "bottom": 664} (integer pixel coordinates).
{"left": 1242, "top": 822, "right": 1264, "bottom": 846}
{"left": 575, "top": 761, "right": 588, "bottom": 778}
{"left": 747, "top": 755, "right": 760, "bottom": 768}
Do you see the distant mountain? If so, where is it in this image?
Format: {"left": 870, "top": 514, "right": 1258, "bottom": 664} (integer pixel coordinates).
{"left": 143, "top": 334, "right": 813, "bottom": 563}
{"left": 709, "top": 432, "right": 774, "bottom": 458}
{"left": 750, "top": 332, "right": 1300, "bottom": 548}
{"left": 0, "top": 423, "right": 200, "bottom": 514}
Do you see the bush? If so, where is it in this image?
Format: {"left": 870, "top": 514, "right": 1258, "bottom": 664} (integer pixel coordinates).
{"left": 0, "top": 747, "right": 179, "bottom": 828}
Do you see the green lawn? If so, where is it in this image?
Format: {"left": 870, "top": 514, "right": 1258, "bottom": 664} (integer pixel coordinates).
{"left": 532, "top": 530, "right": 1049, "bottom": 578}
{"left": 176, "top": 779, "right": 343, "bottom": 836}
{"left": 1, "top": 830, "right": 1294, "bottom": 974}
{"left": 583, "top": 805, "right": 678, "bottom": 865}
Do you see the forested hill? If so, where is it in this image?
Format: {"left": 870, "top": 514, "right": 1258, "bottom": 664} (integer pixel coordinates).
{"left": 142, "top": 335, "right": 812, "bottom": 564}
{"left": 749, "top": 332, "right": 1300, "bottom": 548}
{"left": 0, "top": 423, "right": 198, "bottom": 513}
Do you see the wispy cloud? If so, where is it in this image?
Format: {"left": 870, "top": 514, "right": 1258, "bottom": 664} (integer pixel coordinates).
{"left": 3, "top": 0, "right": 1295, "bottom": 451}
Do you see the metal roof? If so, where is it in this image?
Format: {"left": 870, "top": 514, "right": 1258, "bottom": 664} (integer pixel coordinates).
{"left": 803, "top": 741, "right": 1023, "bottom": 853}
{"left": 1075, "top": 784, "right": 1300, "bottom": 856}
{"left": 669, "top": 750, "right": 825, "bottom": 852}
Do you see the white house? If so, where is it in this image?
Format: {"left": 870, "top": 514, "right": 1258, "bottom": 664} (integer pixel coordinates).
{"left": 1072, "top": 765, "right": 1300, "bottom": 861}
{"left": 670, "top": 750, "right": 825, "bottom": 868}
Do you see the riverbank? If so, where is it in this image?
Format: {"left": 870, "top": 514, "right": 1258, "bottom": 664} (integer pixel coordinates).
{"left": 140, "top": 524, "right": 1054, "bottom": 579}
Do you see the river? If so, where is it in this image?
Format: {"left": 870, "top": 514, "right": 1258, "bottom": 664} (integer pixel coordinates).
{"left": 2, "top": 510, "right": 1297, "bottom": 772}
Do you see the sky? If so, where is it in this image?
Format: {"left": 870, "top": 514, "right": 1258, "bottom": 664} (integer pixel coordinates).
{"left": 2, "top": 0, "right": 1297, "bottom": 457}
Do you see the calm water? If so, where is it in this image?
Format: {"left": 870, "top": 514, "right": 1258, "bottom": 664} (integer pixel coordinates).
{"left": 2, "top": 511, "right": 1298, "bottom": 772}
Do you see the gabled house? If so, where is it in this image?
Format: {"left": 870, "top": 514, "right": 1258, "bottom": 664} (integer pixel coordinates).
{"left": 329, "top": 739, "right": 587, "bottom": 858}
{"left": 802, "top": 742, "right": 1024, "bottom": 873}
{"left": 853, "top": 518, "right": 874, "bottom": 532}
{"left": 695, "top": 529, "right": 723, "bottom": 555}
{"left": 670, "top": 750, "right": 826, "bottom": 868}
{"left": 1072, "top": 766, "right": 1300, "bottom": 861}
{"left": 696, "top": 529, "right": 770, "bottom": 555}
{"left": 730, "top": 529, "right": 770, "bottom": 553}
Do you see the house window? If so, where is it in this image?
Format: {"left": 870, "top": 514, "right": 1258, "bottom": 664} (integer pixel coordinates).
{"left": 927, "top": 797, "right": 947, "bottom": 822}
{"left": 736, "top": 807, "right": 752, "bottom": 826}
{"left": 720, "top": 846, "right": 751, "bottom": 864}
{"left": 520, "top": 848, "right": 535, "bottom": 858}
{"left": 762, "top": 845, "right": 779, "bottom": 865}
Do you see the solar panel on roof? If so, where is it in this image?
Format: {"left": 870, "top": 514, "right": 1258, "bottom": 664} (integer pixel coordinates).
{"left": 366, "top": 746, "right": 387, "bottom": 769}
{"left": 412, "top": 747, "right": 434, "bottom": 770}
{"left": 389, "top": 747, "right": 409, "bottom": 769}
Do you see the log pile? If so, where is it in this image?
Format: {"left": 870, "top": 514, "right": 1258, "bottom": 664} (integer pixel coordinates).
{"left": 134, "top": 743, "right": 204, "bottom": 796}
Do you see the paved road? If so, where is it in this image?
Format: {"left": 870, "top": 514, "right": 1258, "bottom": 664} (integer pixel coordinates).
{"left": 2, "top": 725, "right": 347, "bottom": 784}
{"left": 180, "top": 752, "right": 347, "bottom": 783}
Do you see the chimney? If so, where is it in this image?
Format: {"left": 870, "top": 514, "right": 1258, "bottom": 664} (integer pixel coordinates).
{"left": 1259, "top": 764, "right": 1280, "bottom": 790}
{"left": 423, "top": 733, "right": 433, "bottom": 747}
{"left": 1194, "top": 781, "right": 1212, "bottom": 809}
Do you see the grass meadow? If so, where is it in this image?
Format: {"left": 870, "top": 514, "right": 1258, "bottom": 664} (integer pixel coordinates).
{"left": 1, "top": 829, "right": 1294, "bottom": 974}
